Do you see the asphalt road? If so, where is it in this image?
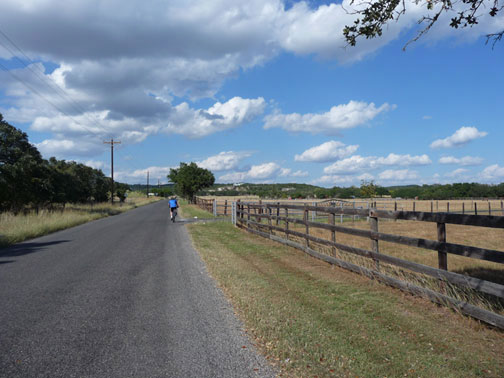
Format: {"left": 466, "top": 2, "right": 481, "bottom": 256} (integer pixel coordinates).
{"left": 0, "top": 201, "right": 275, "bottom": 378}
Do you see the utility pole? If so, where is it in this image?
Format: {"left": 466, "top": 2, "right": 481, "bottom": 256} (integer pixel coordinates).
{"left": 103, "top": 139, "right": 121, "bottom": 204}
{"left": 146, "top": 171, "right": 150, "bottom": 197}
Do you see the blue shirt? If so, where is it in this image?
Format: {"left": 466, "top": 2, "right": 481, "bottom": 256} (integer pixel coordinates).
{"left": 169, "top": 199, "right": 178, "bottom": 208}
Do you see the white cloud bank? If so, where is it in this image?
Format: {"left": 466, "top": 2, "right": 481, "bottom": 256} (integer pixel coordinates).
{"left": 295, "top": 140, "right": 359, "bottom": 162}
{"left": 480, "top": 164, "right": 504, "bottom": 182}
{"left": 197, "top": 151, "right": 252, "bottom": 172}
{"left": 378, "top": 169, "right": 420, "bottom": 182}
{"left": 430, "top": 127, "right": 487, "bottom": 149}
{"left": 438, "top": 156, "right": 483, "bottom": 166}
{"left": 323, "top": 153, "right": 432, "bottom": 174}
{"left": 264, "top": 101, "right": 395, "bottom": 134}
{"left": 219, "top": 162, "right": 308, "bottom": 182}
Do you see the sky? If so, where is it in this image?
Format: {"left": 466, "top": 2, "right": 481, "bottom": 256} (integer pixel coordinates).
{"left": 0, "top": 0, "right": 503, "bottom": 187}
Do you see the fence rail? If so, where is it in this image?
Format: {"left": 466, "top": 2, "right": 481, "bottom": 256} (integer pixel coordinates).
{"left": 194, "top": 197, "right": 232, "bottom": 216}
{"left": 236, "top": 201, "right": 504, "bottom": 329}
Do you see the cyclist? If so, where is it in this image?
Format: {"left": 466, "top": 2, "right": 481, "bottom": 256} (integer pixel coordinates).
{"left": 169, "top": 196, "right": 179, "bottom": 222}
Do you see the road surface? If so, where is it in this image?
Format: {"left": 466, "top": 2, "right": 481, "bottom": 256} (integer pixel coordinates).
{"left": 0, "top": 201, "right": 274, "bottom": 378}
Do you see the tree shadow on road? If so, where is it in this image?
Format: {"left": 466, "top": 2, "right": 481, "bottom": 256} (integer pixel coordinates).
{"left": 0, "top": 240, "right": 70, "bottom": 258}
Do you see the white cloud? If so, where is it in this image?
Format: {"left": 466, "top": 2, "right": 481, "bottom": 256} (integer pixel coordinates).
{"left": 264, "top": 101, "right": 395, "bottom": 134}
{"left": 378, "top": 169, "right": 420, "bottom": 182}
{"left": 438, "top": 156, "right": 484, "bottom": 166}
{"left": 35, "top": 138, "right": 103, "bottom": 157}
{"left": 197, "top": 151, "right": 252, "bottom": 172}
{"left": 430, "top": 126, "right": 488, "bottom": 149}
{"left": 165, "top": 97, "right": 266, "bottom": 138}
{"left": 115, "top": 166, "right": 175, "bottom": 184}
{"left": 294, "top": 140, "right": 359, "bottom": 162}
{"left": 220, "top": 162, "right": 281, "bottom": 182}
{"left": 313, "top": 172, "right": 373, "bottom": 186}
{"left": 83, "top": 160, "right": 107, "bottom": 170}
{"left": 480, "top": 164, "right": 504, "bottom": 182}
{"left": 219, "top": 162, "right": 308, "bottom": 182}
{"left": 422, "top": 115, "right": 432, "bottom": 120}
{"left": 323, "top": 153, "right": 431, "bottom": 174}
{"left": 279, "top": 168, "right": 309, "bottom": 177}
{"left": 445, "top": 168, "right": 469, "bottom": 178}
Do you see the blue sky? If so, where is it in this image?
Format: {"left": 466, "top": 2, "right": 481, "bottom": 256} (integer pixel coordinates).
{"left": 0, "top": 0, "right": 503, "bottom": 186}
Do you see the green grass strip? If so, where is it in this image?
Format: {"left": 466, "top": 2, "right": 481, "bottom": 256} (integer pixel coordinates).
{"left": 188, "top": 222, "right": 504, "bottom": 378}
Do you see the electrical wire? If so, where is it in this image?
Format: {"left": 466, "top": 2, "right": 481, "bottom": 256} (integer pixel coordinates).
{"left": 0, "top": 28, "right": 111, "bottom": 140}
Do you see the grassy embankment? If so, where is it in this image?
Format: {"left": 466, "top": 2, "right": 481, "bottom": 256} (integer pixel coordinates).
{"left": 0, "top": 192, "right": 161, "bottom": 248}
{"left": 178, "top": 199, "right": 218, "bottom": 219}
{"left": 184, "top": 203, "right": 504, "bottom": 377}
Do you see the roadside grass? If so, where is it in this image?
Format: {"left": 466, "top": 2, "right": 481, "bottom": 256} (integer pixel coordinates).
{"left": 179, "top": 200, "right": 218, "bottom": 219}
{"left": 0, "top": 194, "right": 161, "bottom": 248}
{"left": 188, "top": 221, "right": 504, "bottom": 378}
{"left": 246, "top": 214, "right": 504, "bottom": 314}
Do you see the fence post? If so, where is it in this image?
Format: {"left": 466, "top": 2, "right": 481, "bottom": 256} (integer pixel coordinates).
{"left": 276, "top": 202, "right": 280, "bottom": 226}
{"left": 231, "top": 202, "right": 236, "bottom": 225}
{"left": 285, "top": 207, "right": 289, "bottom": 240}
{"left": 437, "top": 222, "right": 447, "bottom": 270}
{"left": 488, "top": 201, "right": 491, "bottom": 216}
{"left": 268, "top": 206, "right": 272, "bottom": 234}
{"left": 304, "top": 205, "right": 309, "bottom": 248}
{"left": 413, "top": 201, "right": 416, "bottom": 212}
{"left": 501, "top": 200, "right": 503, "bottom": 216}
{"left": 475, "top": 202, "right": 478, "bottom": 215}
{"left": 330, "top": 210, "right": 336, "bottom": 257}
{"left": 312, "top": 202, "right": 316, "bottom": 221}
{"left": 462, "top": 202, "right": 465, "bottom": 214}
{"left": 447, "top": 202, "right": 450, "bottom": 213}
{"left": 247, "top": 203, "right": 251, "bottom": 226}
{"left": 340, "top": 203, "right": 343, "bottom": 224}
{"left": 224, "top": 200, "right": 228, "bottom": 216}
{"left": 370, "top": 211, "right": 379, "bottom": 270}
{"left": 213, "top": 199, "right": 217, "bottom": 217}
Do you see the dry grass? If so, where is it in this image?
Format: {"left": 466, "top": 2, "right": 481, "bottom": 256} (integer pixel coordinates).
{"left": 0, "top": 195, "right": 161, "bottom": 248}
{"left": 368, "top": 199, "right": 504, "bottom": 215}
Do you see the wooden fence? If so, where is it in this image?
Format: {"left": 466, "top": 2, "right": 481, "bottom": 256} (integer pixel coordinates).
{"left": 194, "top": 197, "right": 232, "bottom": 216}
{"left": 236, "top": 201, "right": 504, "bottom": 329}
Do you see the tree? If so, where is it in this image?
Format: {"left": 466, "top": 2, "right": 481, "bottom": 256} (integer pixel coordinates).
{"left": 168, "top": 162, "right": 215, "bottom": 202}
{"left": 343, "top": 0, "right": 503, "bottom": 49}
{"left": 360, "top": 179, "right": 377, "bottom": 198}
{"left": 0, "top": 115, "right": 52, "bottom": 211}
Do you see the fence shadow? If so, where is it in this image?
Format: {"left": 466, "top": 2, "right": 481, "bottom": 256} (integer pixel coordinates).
{"left": 0, "top": 240, "right": 70, "bottom": 258}
{"left": 454, "top": 267, "right": 504, "bottom": 286}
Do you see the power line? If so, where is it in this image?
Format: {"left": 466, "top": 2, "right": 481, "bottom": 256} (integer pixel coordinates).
{"left": 0, "top": 27, "right": 104, "bottom": 134}
{"left": 0, "top": 60, "right": 101, "bottom": 137}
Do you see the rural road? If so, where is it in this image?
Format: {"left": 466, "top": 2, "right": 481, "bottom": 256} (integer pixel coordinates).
{"left": 0, "top": 201, "right": 275, "bottom": 378}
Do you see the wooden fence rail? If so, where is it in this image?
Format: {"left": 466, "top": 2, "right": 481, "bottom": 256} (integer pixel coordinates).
{"left": 236, "top": 201, "right": 504, "bottom": 329}
{"left": 194, "top": 197, "right": 233, "bottom": 216}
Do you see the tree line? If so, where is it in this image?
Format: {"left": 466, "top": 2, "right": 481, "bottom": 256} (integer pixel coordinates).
{"left": 0, "top": 114, "right": 127, "bottom": 212}
{"left": 199, "top": 181, "right": 504, "bottom": 200}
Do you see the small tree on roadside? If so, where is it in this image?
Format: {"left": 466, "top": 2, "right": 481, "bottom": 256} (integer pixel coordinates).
{"left": 168, "top": 162, "right": 215, "bottom": 202}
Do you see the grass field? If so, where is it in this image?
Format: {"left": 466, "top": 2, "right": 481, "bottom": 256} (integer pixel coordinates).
{"left": 0, "top": 193, "right": 161, "bottom": 248}
{"left": 187, "top": 220, "right": 504, "bottom": 377}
